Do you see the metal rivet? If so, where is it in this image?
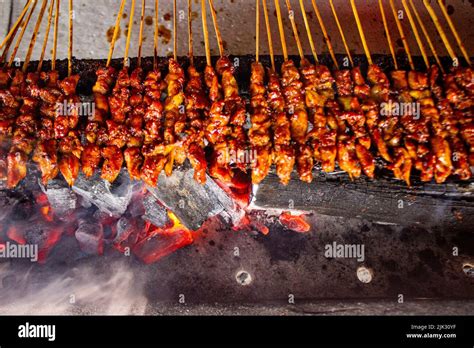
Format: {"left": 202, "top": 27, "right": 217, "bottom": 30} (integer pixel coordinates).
{"left": 357, "top": 266, "right": 373, "bottom": 283}
{"left": 235, "top": 270, "right": 252, "bottom": 286}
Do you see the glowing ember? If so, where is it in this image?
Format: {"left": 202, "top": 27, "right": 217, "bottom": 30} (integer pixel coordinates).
{"left": 279, "top": 212, "right": 311, "bottom": 233}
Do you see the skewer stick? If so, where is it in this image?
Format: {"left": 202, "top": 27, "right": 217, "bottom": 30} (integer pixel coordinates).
{"left": 0, "top": 0, "right": 34, "bottom": 50}
{"left": 402, "top": 0, "right": 429, "bottom": 69}
{"left": 311, "top": 0, "right": 339, "bottom": 67}
{"left": 261, "top": 0, "right": 275, "bottom": 70}
{"left": 274, "top": 0, "right": 288, "bottom": 61}
{"left": 349, "top": 0, "right": 373, "bottom": 65}
{"left": 23, "top": 0, "right": 48, "bottom": 72}
{"left": 408, "top": 0, "right": 444, "bottom": 73}
{"left": 255, "top": 0, "right": 260, "bottom": 62}
{"left": 208, "top": 0, "right": 224, "bottom": 57}
{"left": 52, "top": 0, "right": 60, "bottom": 70}
{"left": 379, "top": 0, "right": 398, "bottom": 70}
{"left": 37, "top": 0, "right": 55, "bottom": 72}
{"left": 153, "top": 0, "right": 159, "bottom": 69}
{"left": 201, "top": 0, "right": 211, "bottom": 66}
{"left": 187, "top": 0, "right": 193, "bottom": 65}
{"left": 7, "top": 0, "right": 38, "bottom": 68}
{"left": 299, "top": 0, "right": 318, "bottom": 63}
{"left": 328, "top": 0, "right": 352, "bottom": 68}
{"left": 124, "top": 0, "right": 135, "bottom": 67}
{"left": 137, "top": 0, "right": 146, "bottom": 67}
{"left": 1, "top": 0, "right": 32, "bottom": 64}
{"left": 423, "top": 0, "right": 456, "bottom": 62}
{"left": 389, "top": 0, "right": 414, "bottom": 70}
{"left": 68, "top": 0, "right": 73, "bottom": 76}
{"left": 106, "top": 0, "right": 126, "bottom": 67}
{"left": 283, "top": 0, "right": 304, "bottom": 60}
{"left": 436, "top": 0, "right": 471, "bottom": 66}
{"left": 173, "top": 0, "right": 177, "bottom": 60}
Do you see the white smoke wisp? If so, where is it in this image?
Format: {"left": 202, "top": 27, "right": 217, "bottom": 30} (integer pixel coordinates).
{"left": 0, "top": 260, "right": 148, "bottom": 315}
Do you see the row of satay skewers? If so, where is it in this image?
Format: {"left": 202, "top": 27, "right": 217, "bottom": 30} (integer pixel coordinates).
{"left": 0, "top": 0, "right": 473, "bottom": 190}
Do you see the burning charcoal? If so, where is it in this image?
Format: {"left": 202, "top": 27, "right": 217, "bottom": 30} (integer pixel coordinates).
{"left": 72, "top": 169, "right": 133, "bottom": 217}
{"left": 40, "top": 178, "right": 77, "bottom": 216}
{"left": 75, "top": 220, "right": 104, "bottom": 255}
{"left": 147, "top": 167, "right": 244, "bottom": 230}
{"left": 115, "top": 216, "right": 144, "bottom": 244}
{"left": 142, "top": 195, "right": 170, "bottom": 227}
{"left": 0, "top": 191, "right": 21, "bottom": 222}
{"left": 132, "top": 229, "right": 193, "bottom": 264}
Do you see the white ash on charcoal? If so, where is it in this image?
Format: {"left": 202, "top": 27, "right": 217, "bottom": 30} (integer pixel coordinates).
{"left": 147, "top": 167, "right": 244, "bottom": 230}
{"left": 75, "top": 220, "right": 104, "bottom": 256}
{"left": 39, "top": 178, "right": 77, "bottom": 216}
{"left": 115, "top": 216, "right": 145, "bottom": 245}
{"left": 72, "top": 169, "right": 134, "bottom": 217}
{"left": 142, "top": 195, "right": 171, "bottom": 228}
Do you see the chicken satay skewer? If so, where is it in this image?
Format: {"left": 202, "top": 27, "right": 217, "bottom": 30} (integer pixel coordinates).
{"left": 248, "top": 0, "right": 272, "bottom": 184}
{"left": 261, "top": 0, "right": 294, "bottom": 185}
{"left": 137, "top": 0, "right": 146, "bottom": 67}
{"left": 310, "top": 0, "right": 338, "bottom": 68}
{"left": 7, "top": 0, "right": 38, "bottom": 68}
{"left": 182, "top": 0, "right": 210, "bottom": 184}
{"left": 0, "top": 0, "right": 34, "bottom": 51}
{"left": 106, "top": 0, "right": 127, "bottom": 68}
{"left": 379, "top": 0, "right": 398, "bottom": 70}
{"left": 139, "top": 0, "right": 167, "bottom": 186}
{"left": 207, "top": 0, "right": 247, "bottom": 177}
{"left": 401, "top": 0, "right": 429, "bottom": 70}
{"left": 422, "top": 0, "right": 456, "bottom": 64}
{"left": 101, "top": 0, "right": 136, "bottom": 183}
{"left": 37, "top": 0, "right": 55, "bottom": 72}
{"left": 328, "top": 0, "right": 353, "bottom": 68}
{"left": 22, "top": 0, "right": 49, "bottom": 72}
{"left": 279, "top": 0, "right": 314, "bottom": 183}
{"left": 407, "top": 0, "right": 444, "bottom": 73}
{"left": 298, "top": 0, "right": 338, "bottom": 175}
{"left": 436, "top": 0, "right": 470, "bottom": 66}
{"left": 51, "top": 0, "right": 60, "bottom": 71}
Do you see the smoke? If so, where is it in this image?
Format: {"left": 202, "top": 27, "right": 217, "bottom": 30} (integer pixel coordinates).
{"left": 0, "top": 258, "right": 148, "bottom": 315}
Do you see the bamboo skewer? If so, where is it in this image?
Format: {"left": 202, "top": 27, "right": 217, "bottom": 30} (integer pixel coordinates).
{"left": 423, "top": 0, "right": 456, "bottom": 63}
{"left": 328, "top": 0, "right": 352, "bottom": 68}
{"left": 173, "top": 0, "right": 177, "bottom": 60}
{"left": 124, "top": 0, "right": 136, "bottom": 67}
{"left": 68, "top": 0, "right": 73, "bottom": 75}
{"left": 408, "top": 0, "right": 444, "bottom": 73}
{"left": 7, "top": 0, "right": 38, "bottom": 68}
{"left": 106, "top": 0, "right": 126, "bottom": 67}
{"left": 153, "top": 0, "right": 159, "bottom": 69}
{"left": 379, "top": 0, "right": 398, "bottom": 70}
{"left": 51, "top": 0, "right": 60, "bottom": 70}
{"left": 311, "top": 0, "right": 338, "bottom": 68}
{"left": 349, "top": 0, "right": 373, "bottom": 66}
{"left": 261, "top": 0, "right": 275, "bottom": 71}
{"left": 22, "top": 0, "right": 48, "bottom": 72}
{"left": 187, "top": 0, "right": 193, "bottom": 65}
{"left": 208, "top": 0, "right": 224, "bottom": 57}
{"left": 37, "top": 0, "right": 55, "bottom": 71}
{"left": 283, "top": 0, "right": 304, "bottom": 61}
{"left": 298, "top": 0, "right": 318, "bottom": 63}
{"left": 389, "top": 0, "right": 414, "bottom": 70}
{"left": 1, "top": 1, "right": 32, "bottom": 64}
{"left": 437, "top": 0, "right": 471, "bottom": 66}
{"left": 0, "top": 0, "right": 34, "bottom": 51}
{"left": 255, "top": 0, "right": 260, "bottom": 62}
{"left": 274, "top": 0, "right": 288, "bottom": 61}
{"left": 401, "top": 0, "right": 429, "bottom": 70}
{"left": 137, "top": 0, "right": 146, "bottom": 67}
{"left": 201, "top": 0, "right": 211, "bottom": 66}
